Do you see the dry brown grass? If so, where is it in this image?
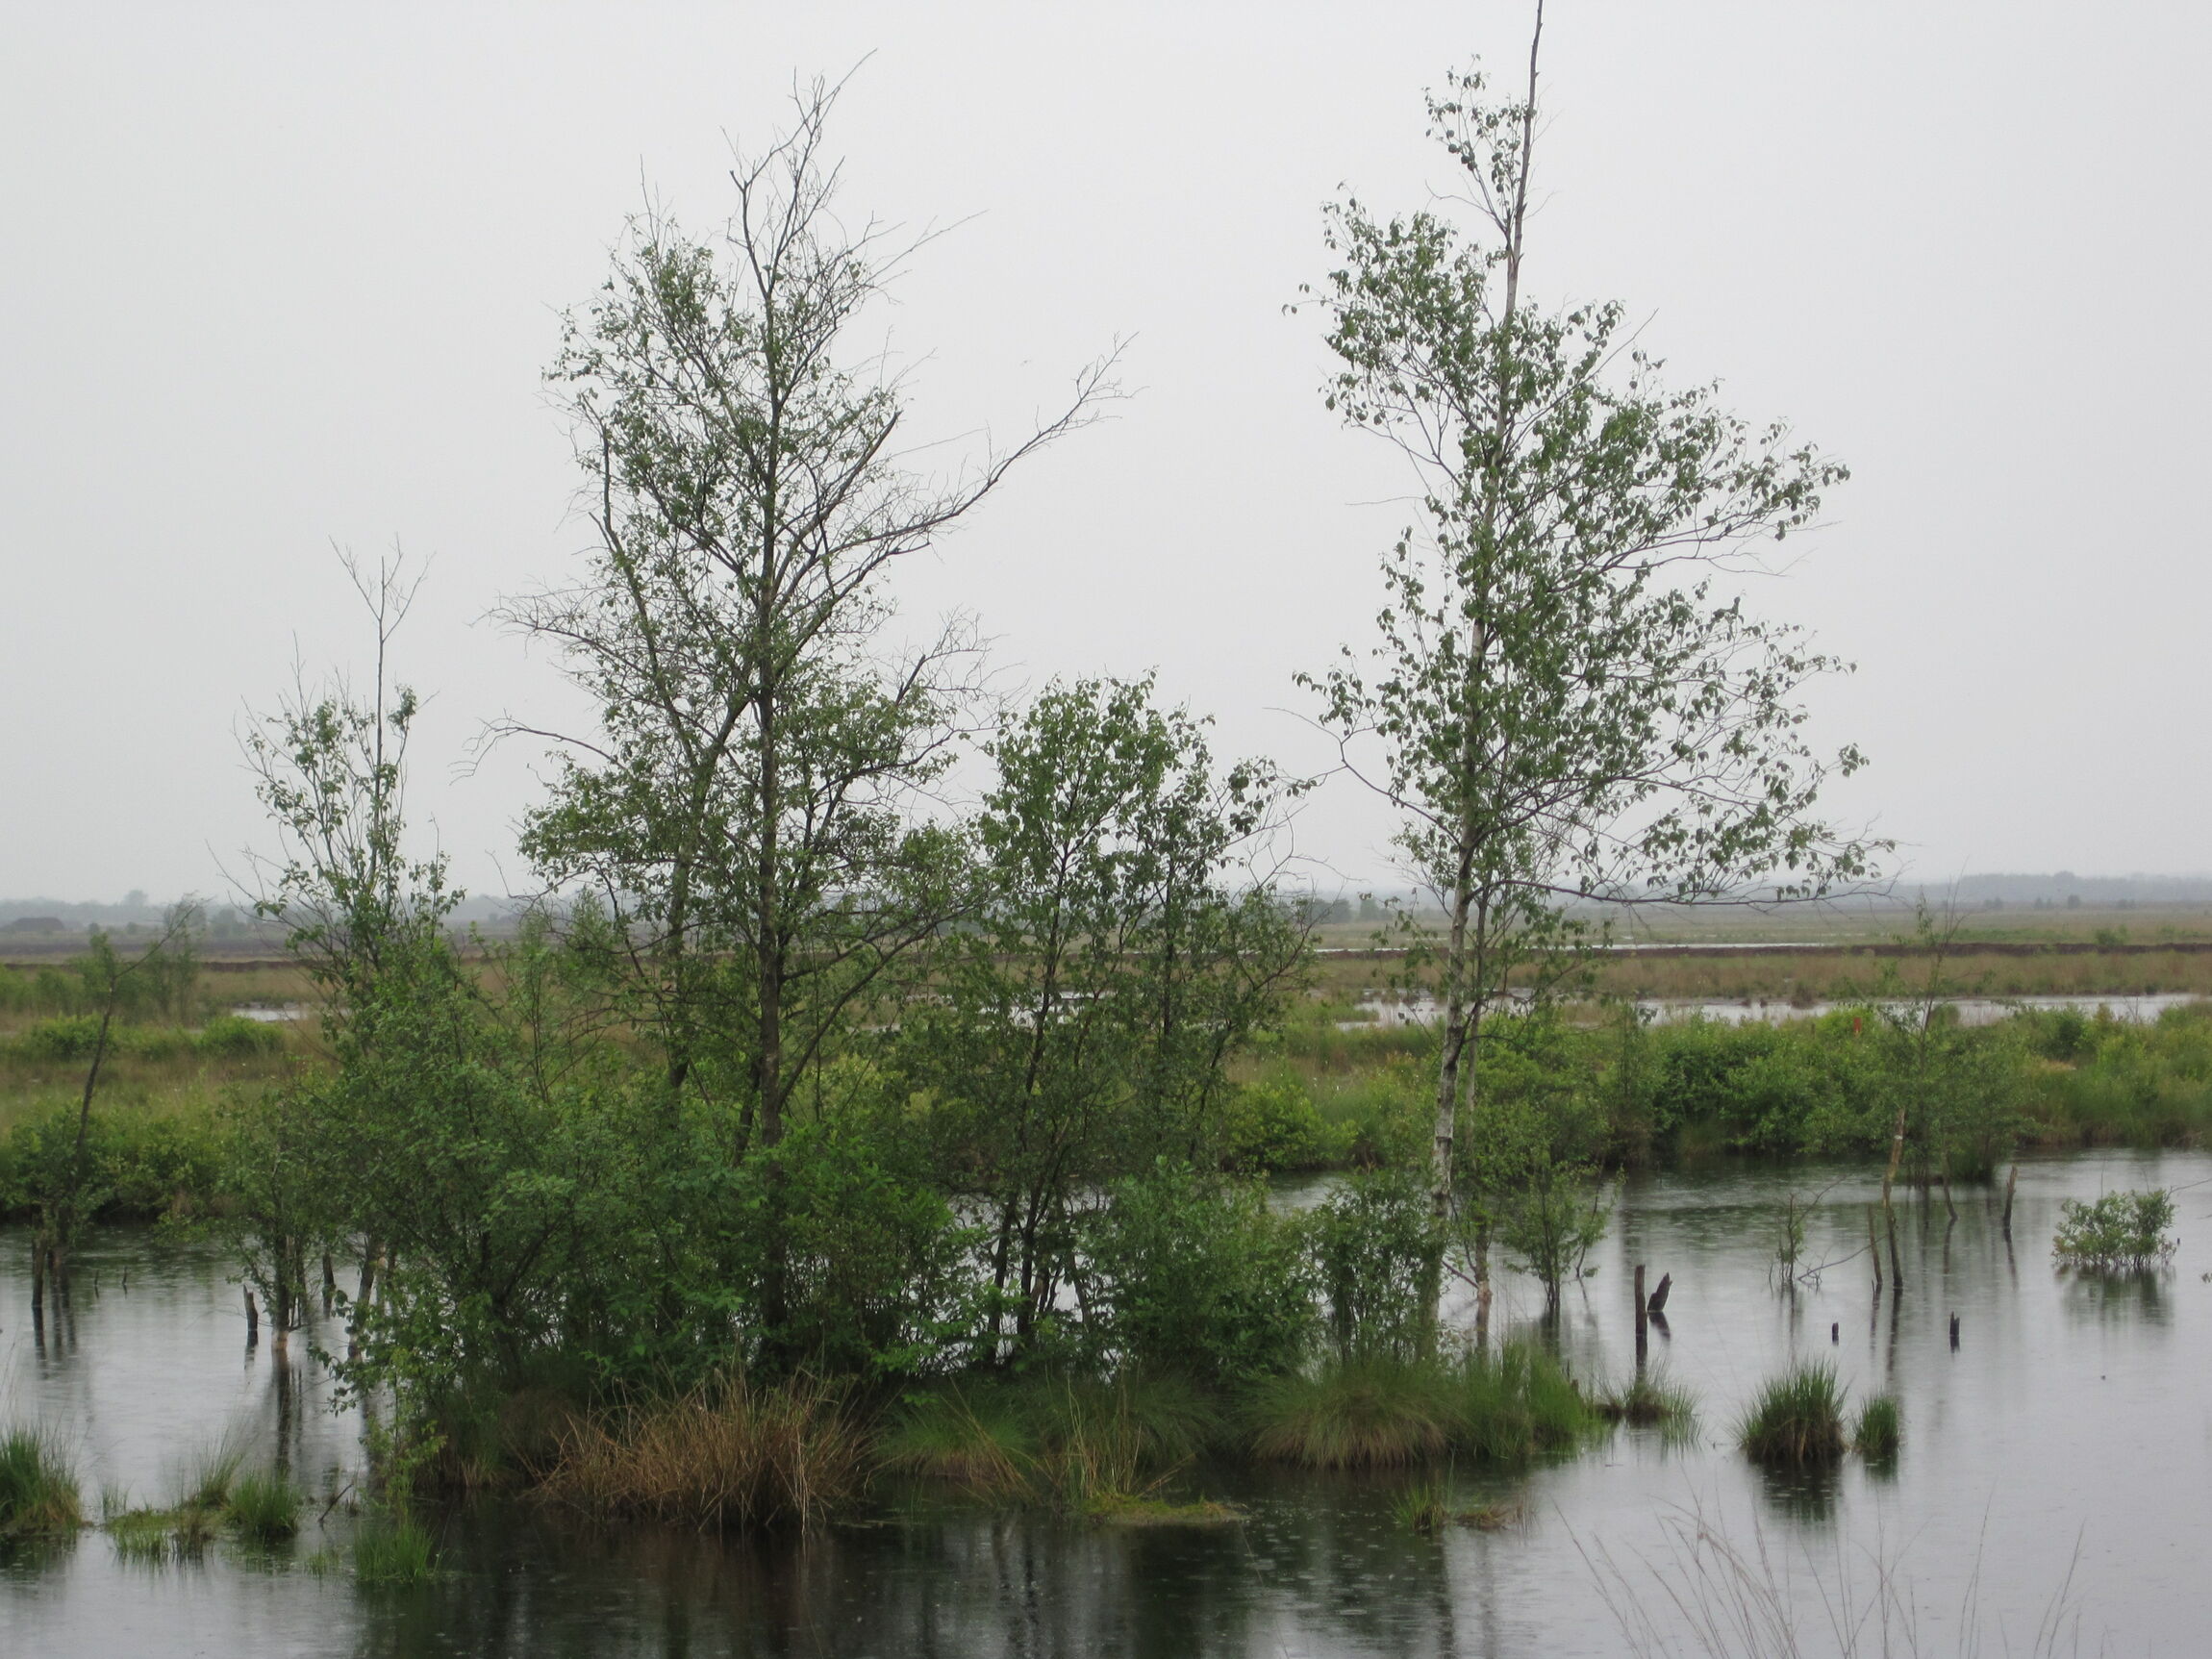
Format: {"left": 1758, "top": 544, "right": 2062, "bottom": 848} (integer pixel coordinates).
{"left": 540, "top": 1373, "right": 866, "bottom": 1530}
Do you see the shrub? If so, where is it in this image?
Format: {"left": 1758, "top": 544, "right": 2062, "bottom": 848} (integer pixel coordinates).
{"left": 10, "top": 1015, "right": 108, "bottom": 1063}
{"left": 1311, "top": 1169, "right": 1436, "bottom": 1363}
{"left": 196, "top": 1014, "right": 288, "bottom": 1060}
{"left": 1222, "top": 1070, "right": 1331, "bottom": 1171}
{"left": 1738, "top": 1363, "right": 1847, "bottom": 1468}
{"left": 2052, "top": 1189, "right": 2176, "bottom": 1269}
{"left": 0, "top": 1429, "right": 82, "bottom": 1538}
{"left": 1083, "top": 1164, "right": 1317, "bottom": 1391}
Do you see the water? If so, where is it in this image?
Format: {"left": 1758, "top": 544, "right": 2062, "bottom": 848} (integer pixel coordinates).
{"left": 7, "top": 1152, "right": 2210, "bottom": 1655}
{"left": 1349, "top": 992, "right": 2204, "bottom": 1028}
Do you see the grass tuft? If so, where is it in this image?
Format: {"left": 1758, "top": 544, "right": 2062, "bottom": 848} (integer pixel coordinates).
{"left": 1739, "top": 1363, "right": 1848, "bottom": 1468}
{"left": 1250, "top": 1345, "right": 1590, "bottom": 1470}
{"left": 0, "top": 1428, "right": 83, "bottom": 1539}
{"left": 541, "top": 1372, "right": 863, "bottom": 1530}
{"left": 1596, "top": 1370, "right": 1698, "bottom": 1430}
{"left": 1852, "top": 1394, "right": 1900, "bottom": 1461}
{"left": 225, "top": 1470, "right": 304, "bottom": 1544}
{"left": 352, "top": 1516, "right": 437, "bottom": 1585}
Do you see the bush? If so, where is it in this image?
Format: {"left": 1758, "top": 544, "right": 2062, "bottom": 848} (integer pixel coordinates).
{"left": 1082, "top": 1164, "right": 1317, "bottom": 1391}
{"left": 2052, "top": 1189, "right": 2176, "bottom": 1269}
{"left": 1311, "top": 1169, "right": 1436, "bottom": 1363}
{"left": 196, "top": 1014, "right": 288, "bottom": 1060}
{"left": 1222, "top": 1070, "right": 1331, "bottom": 1171}
{"left": 1739, "top": 1363, "right": 1847, "bottom": 1468}
{"left": 9, "top": 1015, "right": 108, "bottom": 1063}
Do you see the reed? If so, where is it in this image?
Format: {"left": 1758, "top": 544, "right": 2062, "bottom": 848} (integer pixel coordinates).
{"left": 1738, "top": 1363, "right": 1847, "bottom": 1468}
{"left": 540, "top": 1372, "right": 864, "bottom": 1530}
{"left": 878, "top": 1386, "right": 1034, "bottom": 1496}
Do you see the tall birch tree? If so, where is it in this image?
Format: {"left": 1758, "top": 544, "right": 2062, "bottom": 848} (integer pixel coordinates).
{"left": 1301, "top": 10, "right": 1877, "bottom": 1292}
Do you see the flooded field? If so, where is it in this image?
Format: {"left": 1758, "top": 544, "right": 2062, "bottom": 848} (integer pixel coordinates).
{"left": 6, "top": 1151, "right": 2207, "bottom": 1656}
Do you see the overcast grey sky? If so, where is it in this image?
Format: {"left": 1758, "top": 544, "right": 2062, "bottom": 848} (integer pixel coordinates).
{"left": 2, "top": 2, "right": 2205, "bottom": 903}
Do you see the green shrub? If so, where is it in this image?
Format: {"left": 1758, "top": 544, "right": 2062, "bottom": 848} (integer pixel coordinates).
{"left": 196, "top": 1014, "right": 288, "bottom": 1060}
{"left": 10, "top": 1015, "right": 108, "bottom": 1062}
{"left": 1311, "top": 1168, "right": 1436, "bottom": 1363}
{"left": 1083, "top": 1164, "right": 1317, "bottom": 1391}
{"left": 2052, "top": 1189, "right": 2176, "bottom": 1269}
{"left": 1222, "top": 1070, "right": 1331, "bottom": 1171}
{"left": 1739, "top": 1363, "right": 1847, "bottom": 1468}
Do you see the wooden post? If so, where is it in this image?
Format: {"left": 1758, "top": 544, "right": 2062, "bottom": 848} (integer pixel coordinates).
{"left": 322, "top": 1251, "right": 337, "bottom": 1318}
{"left": 1885, "top": 1200, "right": 1904, "bottom": 1293}
{"left": 1867, "top": 1205, "right": 1883, "bottom": 1293}
{"left": 243, "top": 1286, "right": 260, "bottom": 1345}
{"left": 2001, "top": 1164, "right": 2018, "bottom": 1242}
{"left": 1634, "top": 1264, "right": 1648, "bottom": 1371}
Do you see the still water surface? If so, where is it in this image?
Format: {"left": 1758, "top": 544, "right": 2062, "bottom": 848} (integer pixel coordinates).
{"left": 6, "top": 1152, "right": 2209, "bottom": 1656}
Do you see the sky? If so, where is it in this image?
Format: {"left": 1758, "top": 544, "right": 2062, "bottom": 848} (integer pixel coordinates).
{"left": 2, "top": 2, "right": 2206, "bottom": 905}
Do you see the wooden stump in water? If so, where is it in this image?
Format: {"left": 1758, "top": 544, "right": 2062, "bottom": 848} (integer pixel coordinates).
{"left": 1634, "top": 1264, "right": 1648, "bottom": 1370}
{"left": 243, "top": 1286, "right": 260, "bottom": 1346}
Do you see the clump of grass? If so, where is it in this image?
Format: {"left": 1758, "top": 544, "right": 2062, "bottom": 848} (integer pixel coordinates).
{"left": 2052, "top": 1189, "right": 2176, "bottom": 1269}
{"left": 1447, "top": 1344, "right": 1590, "bottom": 1461}
{"left": 1392, "top": 1478, "right": 1522, "bottom": 1535}
{"left": 1852, "top": 1394, "right": 1901, "bottom": 1461}
{"left": 878, "top": 1387, "right": 1033, "bottom": 1496}
{"left": 352, "top": 1516, "right": 437, "bottom": 1585}
{"left": 1250, "top": 1345, "right": 1590, "bottom": 1470}
{"left": 541, "top": 1372, "right": 863, "bottom": 1530}
{"left": 1084, "top": 1495, "right": 1244, "bottom": 1526}
{"left": 225, "top": 1470, "right": 304, "bottom": 1544}
{"left": 1596, "top": 1370, "right": 1698, "bottom": 1430}
{"left": 1739, "top": 1363, "right": 1847, "bottom": 1468}
{"left": 0, "top": 1428, "right": 83, "bottom": 1539}
{"left": 1249, "top": 1358, "right": 1454, "bottom": 1468}
{"left": 172, "top": 1443, "right": 243, "bottom": 1514}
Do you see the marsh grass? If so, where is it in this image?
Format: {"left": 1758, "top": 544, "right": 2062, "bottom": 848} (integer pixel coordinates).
{"left": 1595, "top": 1371, "right": 1698, "bottom": 1433}
{"left": 1738, "top": 1364, "right": 1847, "bottom": 1468}
{"left": 1393, "top": 1477, "right": 1523, "bottom": 1535}
{"left": 0, "top": 1428, "right": 83, "bottom": 1539}
{"left": 1250, "top": 1345, "right": 1590, "bottom": 1470}
{"left": 1852, "top": 1394, "right": 1900, "bottom": 1461}
{"left": 353, "top": 1516, "right": 437, "bottom": 1585}
{"left": 225, "top": 1470, "right": 304, "bottom": 1543}
{"left": 541, "top": 1372, "right": 864, "bottom": 1530}
{"left": 882, "top": 1374, "right": 1223, "bottom": 1515}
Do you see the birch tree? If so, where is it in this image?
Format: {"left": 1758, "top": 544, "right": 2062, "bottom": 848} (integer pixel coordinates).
{"left": 1301, "top": 9, "right": 1877, "bottom": 1296}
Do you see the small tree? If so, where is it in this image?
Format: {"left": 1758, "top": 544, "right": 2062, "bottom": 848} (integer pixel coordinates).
{"left": 902, "top": 676, "right": 1309, "bottom": 1356}
{"left": 499, "top": 82, "right": 1113, "bottom": 1359}
{"left": 1300, "top": 9, "right": 1876, "bottom": 1307}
